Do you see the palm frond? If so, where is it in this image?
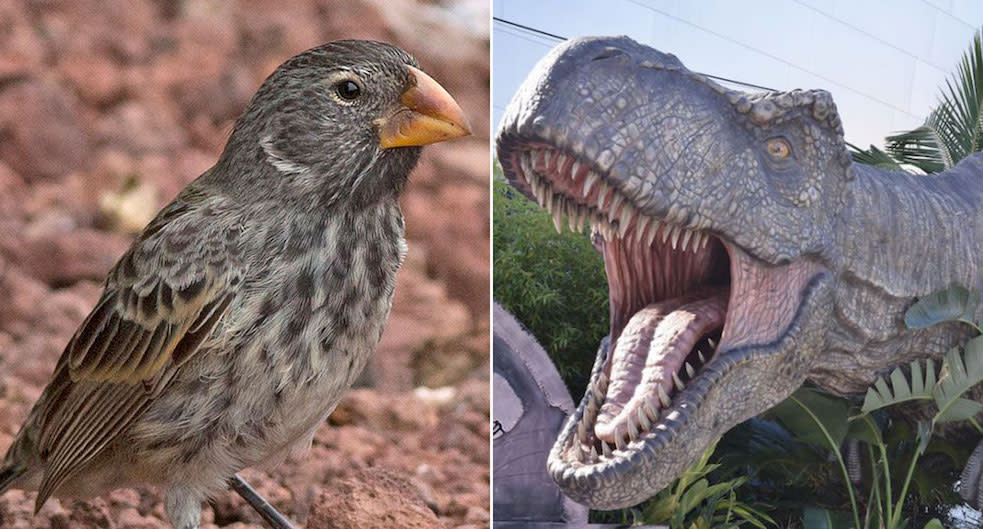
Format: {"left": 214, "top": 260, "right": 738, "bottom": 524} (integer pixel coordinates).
{"left": 847, "top": 142, "right": 906, "bottom": 171}
{"left": 860, "top": 359, "right": 936, "bottom": 414}
{"left": 886, "top": 30, "right": 983, "bottom": 173}
{"left": 933, "top": 337, "right": 983, "bottom": 423}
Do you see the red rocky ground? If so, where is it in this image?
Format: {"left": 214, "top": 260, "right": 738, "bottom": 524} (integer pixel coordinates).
{"left": 0, "top": 1, "right": 489, "bottom": 527}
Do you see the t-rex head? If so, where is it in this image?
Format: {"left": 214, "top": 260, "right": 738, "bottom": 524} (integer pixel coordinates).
{"left": 496, "top": 36, "right": 852, "bottom": 508}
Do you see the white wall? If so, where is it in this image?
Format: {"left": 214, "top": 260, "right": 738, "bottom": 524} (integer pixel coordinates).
{"left": 493, "top": 0, "right": 983, "bottom": 149}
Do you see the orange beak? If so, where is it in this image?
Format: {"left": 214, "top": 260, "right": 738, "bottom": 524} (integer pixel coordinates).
{"left": 377, "top": 65, "right": 472, "bottom": 148}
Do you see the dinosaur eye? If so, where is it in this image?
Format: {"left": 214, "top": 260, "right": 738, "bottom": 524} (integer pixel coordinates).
{"left": 765, "top": 137, "right": 792, "bottom": 160}
{"left": 335, "top": 80, "right": 361, "bottom": 101}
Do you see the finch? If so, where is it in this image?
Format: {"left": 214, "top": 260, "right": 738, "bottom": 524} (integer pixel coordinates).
{"left": 0, "top": 39, "right": 470, "bottom": 529}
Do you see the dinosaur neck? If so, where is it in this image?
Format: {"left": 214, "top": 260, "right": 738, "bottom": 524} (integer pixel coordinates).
{"left": 837, "top": 155, "right": 983, "bottom": 297}
{"left": 810, "top": 155, "right": 983, "bottom": 394}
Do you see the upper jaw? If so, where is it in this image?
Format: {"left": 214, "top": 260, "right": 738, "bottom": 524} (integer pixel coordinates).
{"left": 496, "top": 36, "right": 829, "bottom": 267}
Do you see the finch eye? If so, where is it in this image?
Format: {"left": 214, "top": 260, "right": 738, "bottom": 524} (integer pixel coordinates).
{"left": 335, "top": 80, "right": 361, "bottom": 100}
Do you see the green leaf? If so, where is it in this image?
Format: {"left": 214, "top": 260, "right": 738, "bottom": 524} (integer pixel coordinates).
{"left": 860, "top": 360, "right": 935, "bottom": 414}
{"left": 916, "top": 420, "right": 934, "bottom": 455}
{"left": 846, "top": 416, "right": 881, "bottom": 444}
{"left": 935, "top": 397, "right": 982, "bottom": 423}
{"left": 904, "top": 284, "right": 978, "bottom": 329}
{"left": 848, "top": 142, "right": 906, "bottom": 171}
{"left": 802, "top": 507, "right": 853, "bottom": 529}
{"left": 771, "top": 388, "right": 850, "bottom": 449}
{"left": 932, "top": 338, "right": 983, "bottom": 423}
{"left": 922, "top": 519, "right": 944, "bottom": 529}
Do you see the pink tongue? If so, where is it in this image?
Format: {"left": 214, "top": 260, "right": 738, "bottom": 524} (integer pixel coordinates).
{"left": 594, "top": 288, "right": 727, "bottom": 443}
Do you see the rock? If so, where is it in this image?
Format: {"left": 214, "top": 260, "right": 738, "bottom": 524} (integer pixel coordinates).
{"left": 0, "top": 79, "right": 91, "bottom": 181}
{"left": 0, "top": 2, "right": 44, "bottom": 78}
{"left": 307, "top": 468, "right": 445, "bottom": 529}
{"left": 412, "top": 332, "right": 489, "bottom": 388}
{"left": 6, "top": 221, "right": 130, "bottom": 287}
{"left": 98, "top": 179, "right": 160, "bottom": 234}
{"left": 404, "top": 181, "right": 489, "bottom": 320}
{"left": 58, "top": 52, "right": 125, "bottom": 107}
{"left": 95, "top": 99, "right": 187, "bottom": 156}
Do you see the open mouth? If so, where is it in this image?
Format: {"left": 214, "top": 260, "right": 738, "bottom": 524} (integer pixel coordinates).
{"left": 506, "top": 143, "right": 824, "bottom": 480}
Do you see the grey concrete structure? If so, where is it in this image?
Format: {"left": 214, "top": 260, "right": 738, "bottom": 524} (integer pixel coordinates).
{"left": 493, "top": 303, "right": 588, "bottom": 523}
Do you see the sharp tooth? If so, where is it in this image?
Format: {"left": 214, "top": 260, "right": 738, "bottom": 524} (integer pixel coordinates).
{"left": 646, "top": 221, "right": 659, "bottom": 246}
{"left": 627, "top": 418, "right": 639, "bottom": 441}
{"left": 619, "top": 204, "right": 635, "bottom": 230}
{"left": 614, "top": 432, "right": 625, "bottom": 451}
{"left": 637, "top": 407, "right": 651, "bottom": 431}
{"left": 667, "top": 203, "right": 682, "bottom": 224}
{"left": 533, "top": 179, "right": 546, "bottom": 206}
{"left": 657, "top": 385, "right": 672, "bottom": 408}
{"left": 701, "top": 234, "right": 710, "bottom": 249}
{"left": 685, "top": 362, "right": 695, "bottom": 378}
{"left": 552, "top": 210, "right": 564, "bottom": 233}
{"left": 673, "top": 372, "right": 685, "bottom": 392}
{"left": 697, "top": 350, "right": 707, "bottom": 364}
{"left": 618, "top": 209, "right": 632, "bottom": 238}
{"left": 597, "top": 183, "right": 612, "bottom": 209}
{"left": 577, "top": 206, "right": 588, "bottom": 232}
{"left": 644, "top": 396, "right": 660, "bottom": 421}
{"left": 661, "top": 223, "right": 671, "bottom": 243}
{"left": 608, "top": 194, "right": 623, "bottom": 223}
{"left": 708, "top": 338, "right": 716, "bottom": 349}
{"left": 593, "top": 382, "right": 606, "bottom": 402}
{"left": 571, "top": 160, "right": 582, "bottom": 182}
{"left": 681, "top": 229, "right": 693, "bottom": 251}
{"left": 536, "top": 149, "right": 549, "bottom": 170}
{"left": 557, "top": 154, "right": 569, "bottom": 176}
{"left": 573, "top": 446, "right": 584, "bottom": 462}
{"left": 602, "top": 442, "right": 613, "bottom": 458}
{"left": 637, "top": 216, "right": 652, "bottom": 240}
{"left": 585, "top": 396, "right": 598, "bottom": 422}
{"left": 578, "top": 420, "right": 588, "bottom": 441}
{"left": 590, "top": 445, "right": 599, "bottom": 461}
{"left": 670, "top": 225, "right": 681, "bottom": 249}
{"left": 567, "top": 202, "right": 578, "bottom": 232}
{"left": 582, "top": 171, "right": 597, "bottom": 196}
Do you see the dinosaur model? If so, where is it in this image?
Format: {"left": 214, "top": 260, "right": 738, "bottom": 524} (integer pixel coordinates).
{"left": 496, "top": 35, "right": 983, "bottom": 509}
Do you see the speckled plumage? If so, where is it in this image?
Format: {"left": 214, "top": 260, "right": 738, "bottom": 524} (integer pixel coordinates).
{"left": 0, "top": 40, "right": 460, "bottom": 529}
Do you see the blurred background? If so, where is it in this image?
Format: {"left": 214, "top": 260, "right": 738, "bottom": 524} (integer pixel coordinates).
{"left": 0, "top": 1, "right": 488, "bottom": 528}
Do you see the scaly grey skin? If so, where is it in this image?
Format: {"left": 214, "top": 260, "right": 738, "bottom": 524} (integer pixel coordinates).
{"left": 496, "top": 36, "right": 983, "bottom": 509}
{"left": 0, "top": 40, "right": 469, "bottom": 529}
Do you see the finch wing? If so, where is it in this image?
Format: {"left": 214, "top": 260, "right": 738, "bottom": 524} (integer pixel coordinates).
{"left": 32, "top": 188, "right": 245, "bottom": 511}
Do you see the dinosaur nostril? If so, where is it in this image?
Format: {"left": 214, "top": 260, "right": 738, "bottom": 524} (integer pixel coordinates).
{"left": 591, "top": 47, "right": 626, "bottom": 62}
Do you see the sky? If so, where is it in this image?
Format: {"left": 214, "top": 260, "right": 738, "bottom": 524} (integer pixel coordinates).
{"left": 492, "top": 0, "right": 983, "bottom": 150}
